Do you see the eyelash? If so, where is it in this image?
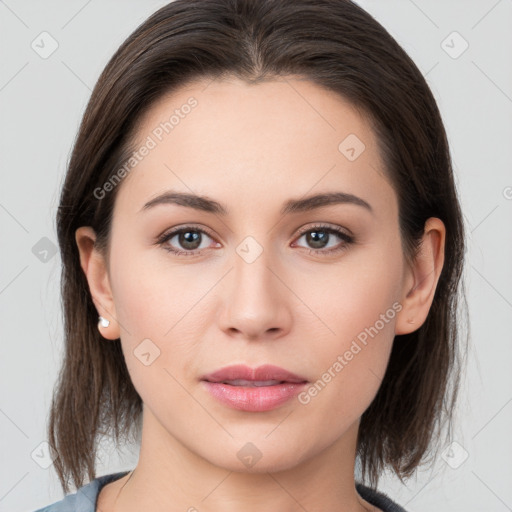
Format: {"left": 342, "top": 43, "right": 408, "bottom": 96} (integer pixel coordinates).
{"left": 155, "top": 223, "right": 354, "bottom": 257}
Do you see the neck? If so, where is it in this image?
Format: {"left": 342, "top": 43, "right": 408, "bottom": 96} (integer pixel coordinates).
{"left": 114, "top": 408, "right": 373, "bottom": 512}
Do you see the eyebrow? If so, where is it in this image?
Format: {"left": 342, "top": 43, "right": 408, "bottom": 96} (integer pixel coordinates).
{"left": 140, "top": 190, "right": 373, "bottom": 216}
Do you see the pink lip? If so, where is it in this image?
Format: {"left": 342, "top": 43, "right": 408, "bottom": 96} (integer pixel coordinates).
{"left": 202, "top": 364, "right": 308, "bottom": 383}
{"left": 201, "top": 364, "right": 308, "bottom": 412}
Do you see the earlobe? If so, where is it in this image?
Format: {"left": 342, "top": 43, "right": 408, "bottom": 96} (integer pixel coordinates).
{"left": 75, "top": 226, "right": 121, "bottom": 340}
{"left": 395, "top": 217, "right": 446, "bottom": 335}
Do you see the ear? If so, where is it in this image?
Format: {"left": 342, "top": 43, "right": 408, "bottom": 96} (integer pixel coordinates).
{"left": 75, "top": 226, "right": 120, "bottom": 340}
{"left": 395, "top": 217, "right": 446, "bottom": 335}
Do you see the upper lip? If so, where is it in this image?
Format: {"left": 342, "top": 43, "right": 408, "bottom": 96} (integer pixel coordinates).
{"left": 201, "top": 364, "right": 308, "bottom": 384}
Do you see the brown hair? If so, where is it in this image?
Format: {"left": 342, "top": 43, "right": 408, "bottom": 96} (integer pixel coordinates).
{"left": 50, "top": 0, "right": 468, "bottom": 493}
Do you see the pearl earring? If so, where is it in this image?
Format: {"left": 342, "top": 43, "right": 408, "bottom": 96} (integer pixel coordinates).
{"left": 98, "top": 316, "right": 110, "bottom": 328}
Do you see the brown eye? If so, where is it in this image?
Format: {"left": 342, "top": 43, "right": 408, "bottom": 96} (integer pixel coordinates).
{"left": 304, "top": 229, "right": 330, "bottom": 249}
{"left": 157, "top": 226, "right": 218, "bottom": 256}
{"left": 176, "top": 230, "right": 202, "bottom": 250}
{"left": 293, "top": 225, "right": 354, "bottom": 255}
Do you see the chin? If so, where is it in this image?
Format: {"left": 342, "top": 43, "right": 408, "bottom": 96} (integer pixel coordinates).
{"left": 205, "top": 438, "right": 310, "bottom": 475}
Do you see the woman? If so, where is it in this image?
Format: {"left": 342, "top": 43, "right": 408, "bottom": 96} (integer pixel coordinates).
{"left": 35, "top": 0, "right": 467, "bottom": 510}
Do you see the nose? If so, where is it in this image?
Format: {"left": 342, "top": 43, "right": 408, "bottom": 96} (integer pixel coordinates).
{"left": 217, "top": 244, "right": 293, "bottom": 342}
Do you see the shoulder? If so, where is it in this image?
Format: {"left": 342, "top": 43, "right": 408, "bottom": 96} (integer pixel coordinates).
{"left": 356, "top": 482, "right": 409, "bottom": 512}
{"left": 32, "top": 471, "right": 131, "bottom": 512}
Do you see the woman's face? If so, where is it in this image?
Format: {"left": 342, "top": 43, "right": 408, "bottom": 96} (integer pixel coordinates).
{"left": 91, "top": 76, "right": 416, "bottom": 472}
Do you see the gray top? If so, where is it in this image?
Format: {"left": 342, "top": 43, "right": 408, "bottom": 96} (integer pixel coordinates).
{"left": 33, "top": 471, "right": 408, "bottom": 511}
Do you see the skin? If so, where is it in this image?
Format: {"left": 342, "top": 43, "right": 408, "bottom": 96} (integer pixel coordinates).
{"left": 76, "top": 76, "right": 445, "bottom": 512}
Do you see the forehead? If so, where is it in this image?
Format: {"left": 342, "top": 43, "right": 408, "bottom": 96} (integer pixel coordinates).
{"left": 114, "top": 76, "right": 395, "bottom": 219}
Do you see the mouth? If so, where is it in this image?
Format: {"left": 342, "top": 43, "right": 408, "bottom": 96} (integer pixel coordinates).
{"left": 201, "top": 364, "right": 309, "bottom": 412}
{"left": 215, "top": 379, "right": 292, "bottom": 387}
{"left": 201, "top": 364, "right": 308, "bottom": 384}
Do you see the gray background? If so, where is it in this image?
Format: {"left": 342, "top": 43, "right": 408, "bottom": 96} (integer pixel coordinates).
{"left": 1, "top": 1, "right": 511, "bottom": 511}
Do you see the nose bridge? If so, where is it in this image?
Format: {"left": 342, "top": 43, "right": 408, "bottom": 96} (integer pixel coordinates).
{"left": 234, "top": 235, "right": 275, "bottom": 295}
{"left": 218, "top": 233, "right": 291, "bottom": 339}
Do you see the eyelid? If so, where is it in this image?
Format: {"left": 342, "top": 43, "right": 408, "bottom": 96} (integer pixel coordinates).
{"left": 156, "top": 222, "right": 354, "bottom": 256}
{"left": 295, "top": 222, "right": 353, "bottom": 238}
{"left": 291, "top": 222, "right": 354, "bottom": 252}
{"left": 157, "top": 222, "right": 351, "bottom": 243}
{"left": 157, "top": 223, "right": 218, "bottom": 242}
{"left": 154, "top": 224, "right": 221, "bottom": 257}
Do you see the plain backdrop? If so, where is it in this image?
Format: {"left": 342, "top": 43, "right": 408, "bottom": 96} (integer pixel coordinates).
{"left": 1, "top": 1, "right": 511, "bottom": 511}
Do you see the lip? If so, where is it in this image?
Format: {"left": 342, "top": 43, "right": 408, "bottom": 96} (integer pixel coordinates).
{"left": 202, "top": 364, "right": 308, "bottom": 384}
{"left": 201, "top": 364, "right": 309, "bottom": 412}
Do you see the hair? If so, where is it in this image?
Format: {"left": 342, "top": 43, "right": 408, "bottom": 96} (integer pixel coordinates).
{"left": 49, "top": 0, "right": 468, "bottom": 494}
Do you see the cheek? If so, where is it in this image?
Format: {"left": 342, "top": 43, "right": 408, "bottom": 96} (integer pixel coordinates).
{"left": 110, "top": 243, "right": 211, "bottom": 338}
{"left": 300, "top": 237, "right": 403, "bottom": 348}
{"left": 108, "top": 246, "right": 216, "bottom": 391}
{"left": 108, "top": 251, "right": 196, "bottom": 411}
{"left": 295, "top": 299, "right": 396, "bottom": 442}
{"left": 294, "top": 241, "right": 402, "bottom": 420}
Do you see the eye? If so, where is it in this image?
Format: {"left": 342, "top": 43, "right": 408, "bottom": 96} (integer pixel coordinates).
{"left": 292, "top": 224, "right": 354, "bottom": 255}
{"left": 156, "top": 225, "right": 219, "bottom": 256}
{"left": 156, "top": 223, "right": 354, "bottom": 257}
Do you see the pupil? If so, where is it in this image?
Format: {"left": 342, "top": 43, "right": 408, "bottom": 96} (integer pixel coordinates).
{"left": 307, "top": 230, "right": 328, "bottom": 249}
{"left": 180, "top": 231, "right": 201, "bottom": 249}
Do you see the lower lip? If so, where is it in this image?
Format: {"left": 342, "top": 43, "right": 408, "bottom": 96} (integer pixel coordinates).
{"left": 202, "top": 381, "right": 308, "bottom": 412}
